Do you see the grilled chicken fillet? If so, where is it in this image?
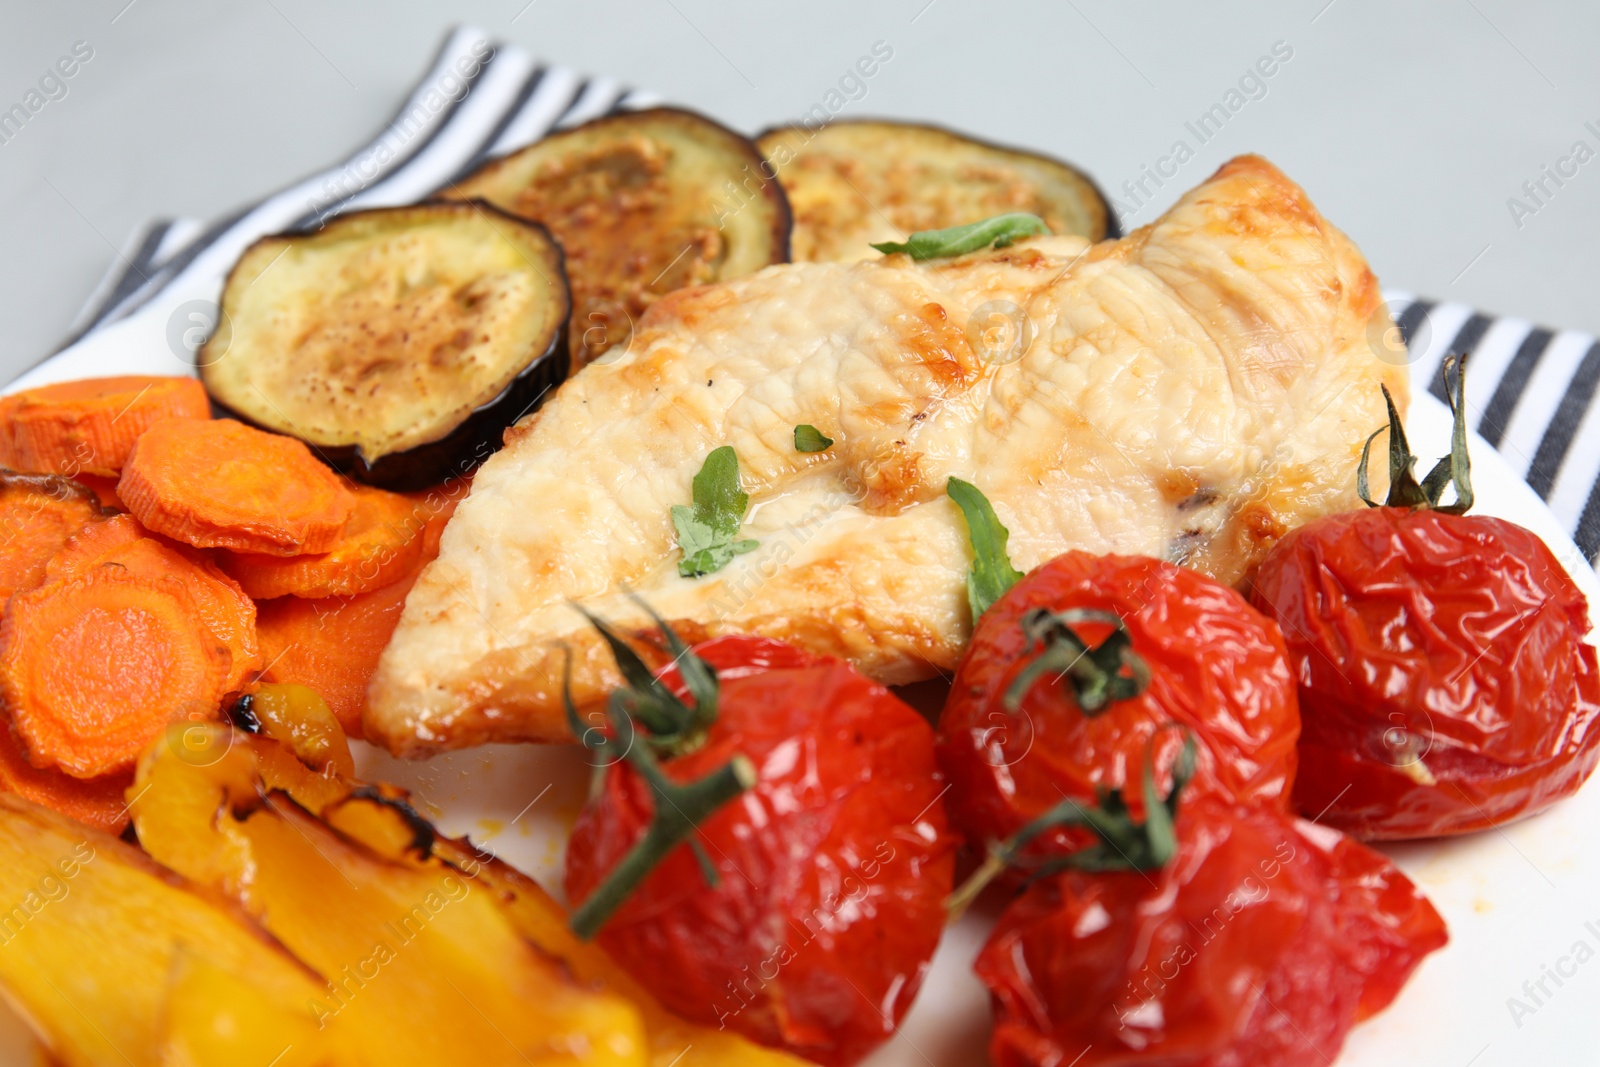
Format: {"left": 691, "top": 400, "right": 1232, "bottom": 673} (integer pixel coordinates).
{"left": 366, "top": 155, "right": 1405, "bottom": 756}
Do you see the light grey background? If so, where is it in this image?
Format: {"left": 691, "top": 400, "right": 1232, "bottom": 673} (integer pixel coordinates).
{"left": 2, "top": 0, "right": 1598, "bottom": 385}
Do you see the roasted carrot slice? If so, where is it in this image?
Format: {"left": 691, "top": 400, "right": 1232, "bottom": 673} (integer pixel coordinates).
{"left": 248, "top": 483, "right": 457, "bottom": 733}
{"left": 0, "top": 472, "right": 104, "bottom": 609}
{"left": 0, "top": 718, "right": 132, "bottom": 833}
{"left": 0, "top": 376, "right": 210, "bottom": 477}
{"left": 40, "top": 512, "right": 145, "bottom": 578}
{"left": 0, "top": 569, "right": 232, "bottom": 778}
{"left": 255, "top": 571, "right": 419, "bottom": 737}
{"left": 406, "top": 476, "right": 471, "bottom": 561}
{"left": 48, "top": 515, "right": 261, "bottom": 694}
{"left": 219, "top": 484, "right": 426, "bottom": 599}
{"left": 118, "top": 418, "right": 355, "bottom": 556}
{"left": 73, "top": 473, "right": 124, "bottom": 511}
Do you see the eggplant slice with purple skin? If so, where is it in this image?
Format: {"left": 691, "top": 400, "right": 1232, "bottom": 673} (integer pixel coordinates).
{"left": 199, "top": 201, "right": 570, "bottom": 492}
{"left": 756, "top": 119, "right": 1119, "bottom": 263}
{"left": 442, "top": 107, "right": 791, "bottom": 371}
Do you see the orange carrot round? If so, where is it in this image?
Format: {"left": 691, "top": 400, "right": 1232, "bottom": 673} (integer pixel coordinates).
{"left": 255, "top": 570, "right": 420, "bottom": 737}
{"left": 0, "top": 568, "right": 232, "bottom": 778}
{"left": 39, "top": 512, "right": 145, "bottom": 580}
{"left": 406, "top": 476, "right": 470, "bottom": 561}
{"left": 219, "top": 484, "right": 426, "bottom": 599}
{"left": 0, "top": 376, "right": 210, "bottom": 477}
{"left": 48, "top": 515, "right": 261, "bottom": 694}
{"left": 72, "top": 473, "right": 124, "bottom": 511}
{"left": 0, "top": 472, "right": 104, "bottom": 610}
{"left": 118, "top": 418, "right": 355, "bottom": 556}
{"left": 0, "top": 718, "right": 132, "bottom": 834}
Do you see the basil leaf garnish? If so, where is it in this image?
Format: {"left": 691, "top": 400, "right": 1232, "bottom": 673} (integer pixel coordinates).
{"left": 793, "top": 424, "right": 833, "bottom": 453}
{"left": 871, "top": 213, "right": 1050, "bottom": 260}
{"left": 673, "top": 445, "right": 760, "bottom": 578}
{"left": 947, "top": 476, "right": 1024, "bottom": 618}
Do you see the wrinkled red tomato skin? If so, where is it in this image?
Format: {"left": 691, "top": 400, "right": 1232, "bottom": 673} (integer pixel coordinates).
{"left": 564, "top": 635, "right": 956, "bottom": 1067}
{"left": 975, "top": 801, "right": 1448, "bottom": 1067}
{"left": 1251, "top": 507, "right": 1600, "bottom": 839}
{"left": 938, "top": 552, "right": 1299, "bottom": 861}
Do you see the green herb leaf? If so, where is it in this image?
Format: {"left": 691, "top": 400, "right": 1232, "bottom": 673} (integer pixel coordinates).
{"left": 947, "top": 477, "right": 1024, "bottom": 619}
{"left": 674, "top": 446, "right": 759, "bottom": 578}
{"left": 793, "top": 424, "right": 833, "bottom": 453}
{"left": 870, "top": 213, "right": 1050, "bottom": 260}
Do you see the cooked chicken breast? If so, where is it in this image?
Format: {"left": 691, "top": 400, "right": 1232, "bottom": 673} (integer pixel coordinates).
{"left": 366, "top": 155, "right": 1404, "bottom": 757}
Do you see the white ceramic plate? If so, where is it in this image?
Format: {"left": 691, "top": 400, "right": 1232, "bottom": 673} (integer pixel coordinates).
{"left": 350, "top": 391, "right": 1600, "bottom": 1067}
{"left": 6, "top": 323, "right": 1599, "bottom": 1065}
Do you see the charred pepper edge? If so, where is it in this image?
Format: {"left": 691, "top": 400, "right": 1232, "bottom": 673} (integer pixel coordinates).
{"left": 562, "top": 596, "right": 756, "bottom": 941}
{"left": 338, "top": 784, "right": 439, "bottom": 861}
{"left": 946, "top": 730, "right": 1197, "bottom": 920}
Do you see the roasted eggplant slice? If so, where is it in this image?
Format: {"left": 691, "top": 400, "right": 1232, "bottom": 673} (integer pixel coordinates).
{"left": 756, "top": 120, "right": 1118, "bottom": 262}
{"left": 200, "top": 202, "right": 569, "bottom": 491}
{"left": 444, "top": 107, "right": 790, "bottom": 368}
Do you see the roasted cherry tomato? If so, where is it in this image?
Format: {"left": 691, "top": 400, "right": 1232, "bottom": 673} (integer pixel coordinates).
{"left": 1250, "top": 365, "right": 1600, "bottom": 838}
{"left": 1253, "top": 505, "right": 1600, "bottom": 838}
{"left": 564, "top": 632, "right": 955, "bottom": 1067}
{"left": 938, "top": 550, "right": 1299, "bottom": 863}
{"left": 975, "top": 799, "right": 1448, "bottom": 1067}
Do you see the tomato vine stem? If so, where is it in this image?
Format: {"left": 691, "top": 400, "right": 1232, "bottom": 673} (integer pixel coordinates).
{"left": 1004, "top": 607, "right": 1151, "bottom": 716}
{"left": 946, "top": 731, "right": 1196, "bottom": 919}
{"left": 562, "top": 596, "right": 757, "bottom": 941}
{"left": 1358, "top": 353, "right": 1473, "bottom": 514}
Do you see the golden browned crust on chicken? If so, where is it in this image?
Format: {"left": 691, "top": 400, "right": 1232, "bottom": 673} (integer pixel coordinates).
{"left": 367, "top": 155, "right": 1405, "bottom": 757}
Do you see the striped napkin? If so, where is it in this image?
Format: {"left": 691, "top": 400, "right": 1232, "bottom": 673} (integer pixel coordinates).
{"left": 1387, "top": 294, "right": 1600, "bottom": 567}
{"left": 61, "top": 27, "right": 659, "bottom": 345}
{"left": 57, "top": 26, "right": 1600, "bottom": 573}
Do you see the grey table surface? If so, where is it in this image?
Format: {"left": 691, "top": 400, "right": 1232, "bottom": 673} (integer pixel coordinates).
{"left": 2, "top": 0, "right": 1598, "bottom": 386}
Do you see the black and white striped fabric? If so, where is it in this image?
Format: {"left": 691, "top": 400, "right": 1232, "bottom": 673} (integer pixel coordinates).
{"left": 1387, "top": 293, "right": 1600, "bottom": 568}
{"left": 63, "top": 26, "right": 660, "bottom": 347}
{"left": 62, "top": 27, "right": 1600, "bottom": 573}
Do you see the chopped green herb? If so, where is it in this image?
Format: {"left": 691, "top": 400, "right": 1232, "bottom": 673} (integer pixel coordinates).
{"left": 870, "top": 213, "right": 1050, "bottom": 260}
{"left": 947, "top": 477, "right": 1024, "bottom": 619}
{"left": 793, "top": 424, "right": 834, "bottom": 453}
{"left": 673, "top": 445, "right": 759, "bottom": 578}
